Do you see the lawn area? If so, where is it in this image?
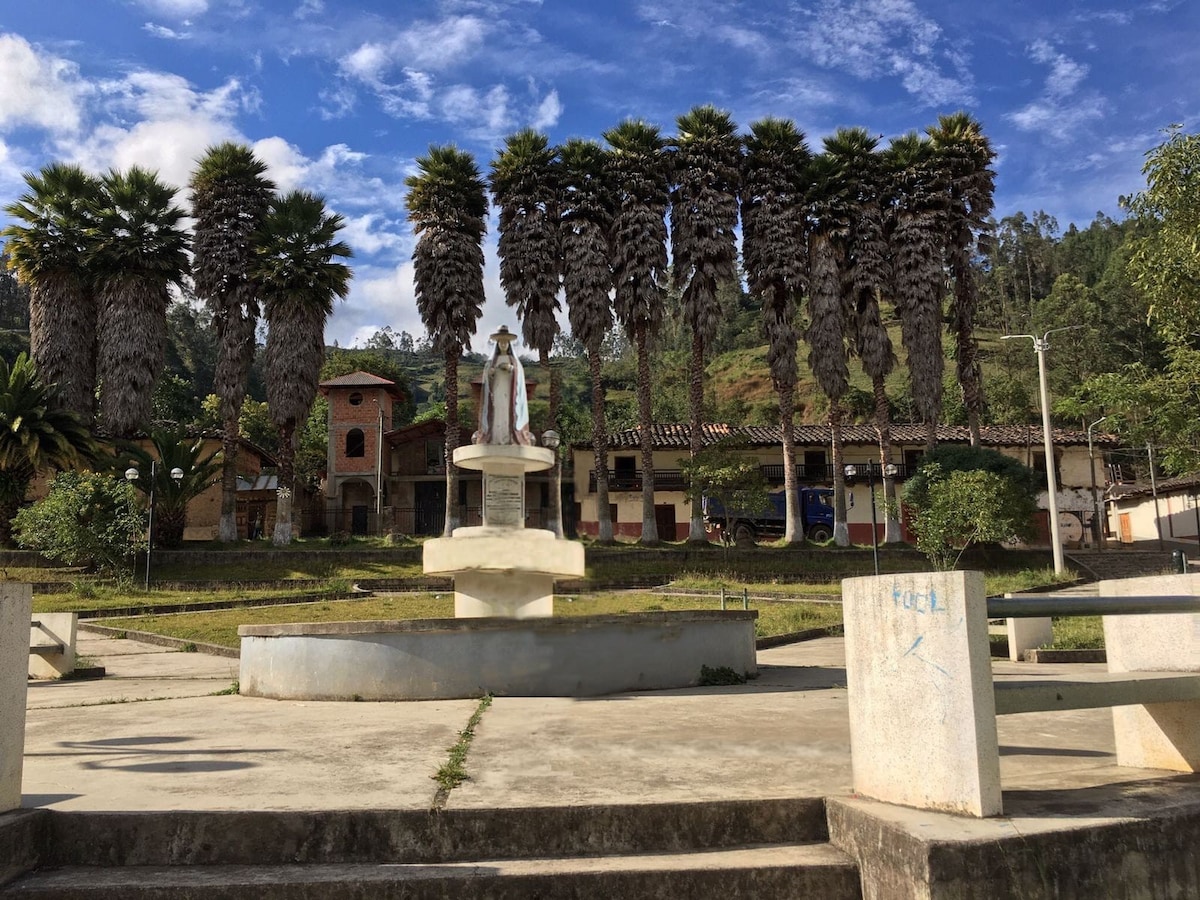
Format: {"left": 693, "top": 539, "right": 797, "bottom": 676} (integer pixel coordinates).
{"left": 98, "top": 592, "right": 844, "bottom": 649}
{"left": 32, "top": 583, "right": 355, "bottom": 614}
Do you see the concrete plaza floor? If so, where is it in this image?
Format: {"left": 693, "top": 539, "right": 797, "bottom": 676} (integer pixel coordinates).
{"left": 19, "top": 628, "right": 1172, "bottom": 820}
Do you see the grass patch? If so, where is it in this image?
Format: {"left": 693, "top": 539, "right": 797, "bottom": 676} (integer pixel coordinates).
{"left": 434, "top": 695, "right": 493, "bottom": 794}
{"left": 698, "top": 665, "right": 749, "bottom": 686}
{"left": 1048, "top": 615, "right": 1105, "bottom": 650}
{"left": 32, "top": 583, "right": 364, "bottom": 615}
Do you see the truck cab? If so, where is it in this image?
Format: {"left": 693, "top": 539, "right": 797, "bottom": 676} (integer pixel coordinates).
{"left": 703, "top": 486, "right": 835, "bottom": 543}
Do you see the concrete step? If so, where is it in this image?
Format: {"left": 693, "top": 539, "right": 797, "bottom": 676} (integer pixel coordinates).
{"left": 26, "top": 799, "right": 831, "bottom": 867}
{"left": 4, "top": 843, "right": 862, "bottom": 899}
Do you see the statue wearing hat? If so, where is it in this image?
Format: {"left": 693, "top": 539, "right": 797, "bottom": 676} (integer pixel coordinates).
{"left": 473, "top": 325, "right": 533, "bottom": 446}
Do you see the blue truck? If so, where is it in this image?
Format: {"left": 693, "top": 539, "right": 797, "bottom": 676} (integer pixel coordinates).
{"left": 703, "top": 486, "right": 836, "bottom": 543}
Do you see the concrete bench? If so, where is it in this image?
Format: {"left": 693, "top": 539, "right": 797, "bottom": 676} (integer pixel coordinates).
{"left": 988, "top": 612, "right": 1052, "bottom": 662}
{"left": 28, "top": 613, "right": 77, "bottom": 679}
{"left": 842, "top": 571, "right": 1200, "bottom": 817}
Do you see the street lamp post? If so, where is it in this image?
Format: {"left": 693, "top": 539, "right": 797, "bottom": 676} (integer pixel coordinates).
{"left": 1001, "top": 326, "right": 1081, "bottom": 575}
{"left": 1087, "top": 415, "right": 1110, "bottom": 551}
{"left": 125, "top": 462, "right": 184, "bottom": 590}
{"left": 845, "top": 462, "right": 896, "bottom": 576}
{"left": 542, "top": 430, "right": 562, "bottom": 538}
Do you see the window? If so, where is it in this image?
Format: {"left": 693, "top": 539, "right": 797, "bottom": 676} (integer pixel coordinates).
{"left": 346, "top": 428, "right": 365, "bottom": 458}
{"left": 614, "top": 456, "right": 637, "bottom": 490}
{"left": 348, "top": 392, "right": 363, "bottom": 406}
{"left": 803, "top": 450, "right": 827, "bottom": 480}
{"left": 426, "top": 440, "right": 443, "bottom": 471}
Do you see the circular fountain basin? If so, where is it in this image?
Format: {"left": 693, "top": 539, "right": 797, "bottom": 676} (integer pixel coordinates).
{"left": 237, "top": 611, "right": 758, "bottom": 701}
{"left": 453, "top": 444, "right": 553, "bottom": 473}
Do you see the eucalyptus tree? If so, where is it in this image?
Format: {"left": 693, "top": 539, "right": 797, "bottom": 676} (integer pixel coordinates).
{"left": 825, "top": 128, "right": 901, "bottom": 543}
{"left": 560, "top": 138, "right": 616, "bottom": 543}
{"left": 803, "top": 150, "right": 854, "bottom": 545}
{"left": 742, "top": 117, "right": 810, "bottom": 544}
{"left": 670, "top": 105, "right": 742, "bottom": 543}
{"left": 189, "top": 143, "right": 275, "bottom": 542}
{"left": 92, "top": 166, "right": 190, "bottom": 438}
{"left": 605, "top": 119, "right": 670, "bottom": 544}
{"left": 256, "top": 190, "right": 353, "bottom": 544}
{"left": 0, "top": 353, "right": 96, "bottom": 545}
{"left": 406, "top": 145, "right": 488, "bottom": 536}
{"left": 2, "top": 163, "right": 102, "bottom": 422}
{"left": 884, "top": 133, "right": 948, "bottom": 453}
{"left": 490, "top": 129, "right": 563, "bottom": 534}
{"left": 928, "top": 112, "right": 996, "bottom": 447}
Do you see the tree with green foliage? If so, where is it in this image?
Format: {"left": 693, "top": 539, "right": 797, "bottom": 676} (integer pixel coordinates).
{"left": 92, "top": 166, "right": 190, "bottom": 437}
{"left": 14, "top": 471, "right": 142, "bottom": 577}
{"left": 742, "top": 117, "right": 809, "bottom": 545}
{"left": 1124, "top": 126, "right": 1200, "bottom": 344}
{"left": 0, "top": 353, "right": 97, "bottom": 545}
{"left": 2, "top": 163, "right": 102, "bottom": 422}
{"left": 406, "top": 145, "right": 488, "bottom": 536}
{"left": 906, "top": 465, "right": 1038, "bottom": 570}
{"left": 189, "top": 143, "right": 275, "bottom": 543}
{"left": 929, "top": 113, "right": 996, "bottom": 447}
{"left": 113, "top": 428, "right": 222, "bottom": 548}
{"left": 255, "top": 190, "right": 353, "bottom": 544}
{"left": 670, "top": 105, "right": 743, "bottom": 543}
{"left": 606, "top": 119, "right": 670, "bottom": 544}
{"left": 560, "top": 138, "right": 617, "bottom": 543}
{"left": 680, "top": 441, "right": 769, "bottom": 553}
{"left": 904, "top": 443, "right": 1044, "bottom": 508}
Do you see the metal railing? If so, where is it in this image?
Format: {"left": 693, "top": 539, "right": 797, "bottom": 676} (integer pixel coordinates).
{"left": 588, "top": 461, "right": 911, "bottom": 492}
{"left": 987, "top": 594, "right": 1200, "bottom": 618}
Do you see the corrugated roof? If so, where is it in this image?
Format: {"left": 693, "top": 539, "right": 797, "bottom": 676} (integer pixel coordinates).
{"left": 320, "top": 371, "right": 396, "bottom": 388}
{"left": 236, "top": 474, "right": 278, "bottom": 492}
{"left": 1109, "top": 473, "right": 1200, "bottom": 500}
{"left": 576, "top": 423, "right": 1122, "bottom": 451}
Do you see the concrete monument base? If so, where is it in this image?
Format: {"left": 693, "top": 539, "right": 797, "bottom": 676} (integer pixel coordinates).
{"left": 238, "top": 611, "right": 758, "bottom": 701}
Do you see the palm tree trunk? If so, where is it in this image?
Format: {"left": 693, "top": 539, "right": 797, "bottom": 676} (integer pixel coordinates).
{"left": 830, "top": 404, "right": 849, "bottom": 547}
{"left": 273, "top": 418, "right": 296, "bottom": 546}
{"left": 541, "top": 347, "right": 563, "bottom": 538}
{"left": 952, "top": 257, "right": 983, "bottom": 447}
{"left": 634, "top": 321, "right": 659, "bottom": 544}
{"left": 873, "top": 374, "right": 902, "bottom": 544}
{"left": 444, "top": 349, "right": 461, "bottom": 537}
{"left": 219, "top": 421, "right": 240, "bottom": 542}
{"left": 589, "top": 346, "right": 614, "bottom": 543}
{"left": 687, "top": 327, "right": 706, "bottom": 543}
{"left": 779, "top": 382, "right": 801, "bottom": 544}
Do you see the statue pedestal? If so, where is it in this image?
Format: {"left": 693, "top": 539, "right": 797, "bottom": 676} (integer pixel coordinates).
{"left": 423, "top": 445, "right": 583, "bottom": 618}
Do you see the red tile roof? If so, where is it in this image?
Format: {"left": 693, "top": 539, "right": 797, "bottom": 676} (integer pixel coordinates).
{"left": 575, "top": 423, "right": 1121, "bottom": 451}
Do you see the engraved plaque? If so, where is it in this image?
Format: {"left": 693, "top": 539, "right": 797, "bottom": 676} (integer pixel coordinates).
{"left": 484, "top": 473, "right": 524, "bottom": 527}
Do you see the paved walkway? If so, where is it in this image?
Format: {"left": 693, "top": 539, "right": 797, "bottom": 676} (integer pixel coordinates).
{"left": 18, "top": 628, "right": 1166, "bottom": 818}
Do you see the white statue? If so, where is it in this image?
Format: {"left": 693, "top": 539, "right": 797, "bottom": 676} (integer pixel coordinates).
{"left": 473, "top": 326, "right": 533, "bottom": 446}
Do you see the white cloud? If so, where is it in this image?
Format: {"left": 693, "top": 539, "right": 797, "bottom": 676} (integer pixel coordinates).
{"left": 134, "top": 0, "right": 208, "bottom": 18}
{"left": 59, "top": 73, "right": 247, "bottom": 189}
{"left": 530, "top": 88, "right": 562, "bottom": 130}
{"left": 796, "top": 0, "right": 973, "bottom": 106}
{"left": 295, "top": 0, "right": 323, "bottom": 18}
{"left": 0, "top": 33, "right": 86, "bottom": 134}
{"left": 1008, "top": 41, "right": 1106, "bottom": 141}
{"left": 144, "top": 22, "right": 191, "bottom": 39}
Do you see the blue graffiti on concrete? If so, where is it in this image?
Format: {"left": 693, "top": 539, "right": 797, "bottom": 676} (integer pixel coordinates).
{"left": 892, "top": 581, "right": 945, "bottom": 615}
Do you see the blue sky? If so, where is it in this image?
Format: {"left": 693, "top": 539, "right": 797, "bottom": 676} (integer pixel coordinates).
{"left": 0, "top": 0, "right": 1196, "bottom": 350}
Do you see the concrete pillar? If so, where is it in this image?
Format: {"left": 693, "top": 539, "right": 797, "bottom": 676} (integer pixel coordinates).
{"left": 1003, "top": 603, "right": 1053, "bottom": 662}
{"left": 1100, "top": 573, "right": 1200, "bottom": 772}
{"left": 842, "top": 571, "right": 1001, "bottom": 817}
{"left": 28, "top": 612, "right": 77, "bottom": 679}
{"left": 1, "top": 583, "right": 33, "bottom": 813}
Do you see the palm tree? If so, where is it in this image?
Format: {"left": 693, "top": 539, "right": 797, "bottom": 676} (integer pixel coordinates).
{"left": 605, "top": 119, "right": 669, "bottom": 544}
{"left": 804, "top": 150, "right": 853, "bottom": 545}
{"left": 406, "top": 145, "right": 488, "bottom": 537}
{"left": 670, "top": 105, "right": 742, "bottom": 543}
{"left": 884, "top": 133, "right": 949, "bottom": 454}
{"left": 490, "top": 129, "right": 563, "bottom": 534}
{"left": 928, "top": 113, "right": 997, "bottom": 447}
{"left": 742, "top": 117, "right": 810, "bottom": 544}
{"left": 0, "top": 353, "right": 96, "bottom": 545}
{"left": 189, "top": 143, "right": 275, "bottom": 542}
{"left": 560, "top": 139, "right": 617, "bottom": 543}
{"left": 256, "top": 191, "right": 353, "bottom": 544}
{"left": 116, "top": 428, "right": 221, "bottom": 548}
{"left": 825, "top": 128, "right": 901, "bottom": 544}
{"left": 2, "top": 163, "right": 102, "bottom": 422}
{"left": 92, "top": 166, "right": 190, "bottom": 438}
